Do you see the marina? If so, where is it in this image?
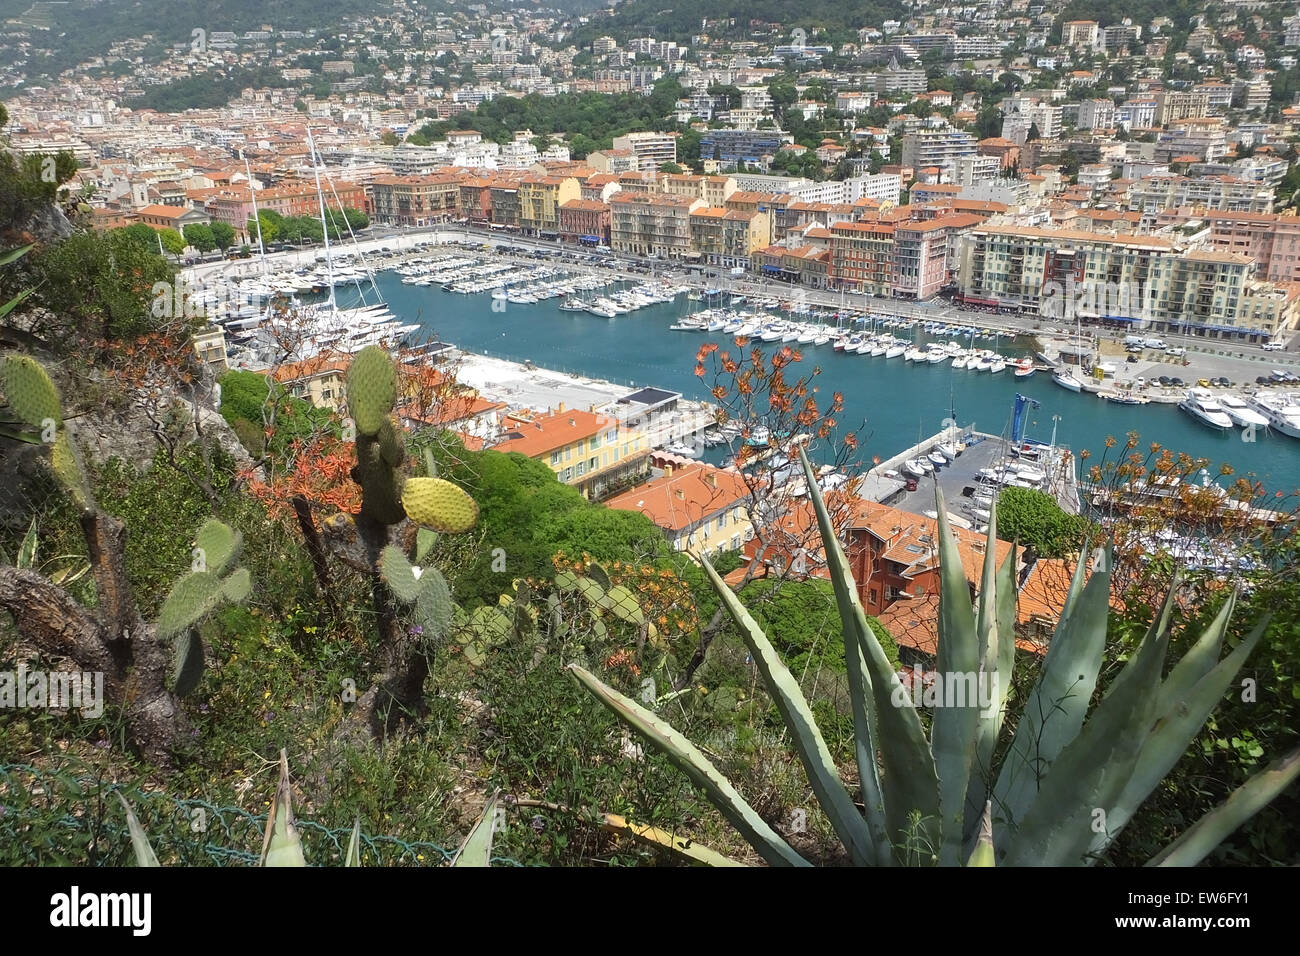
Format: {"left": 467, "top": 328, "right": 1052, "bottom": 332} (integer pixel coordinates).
{"left": 191, "top": 240, "right": 1300, "bottom": 495}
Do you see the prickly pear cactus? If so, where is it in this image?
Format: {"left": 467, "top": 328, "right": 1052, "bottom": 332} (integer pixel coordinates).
{"left": 378, "top": 544, "right": 453, "bottom": 641}
{"left": 346, "top": 345, "right": 398, "bottom": 437}
{"left": 0, "top": 353, "right": 92, "bottom": 507}
{"left": 156, "top": 519, "right": 251, "bottom": 695}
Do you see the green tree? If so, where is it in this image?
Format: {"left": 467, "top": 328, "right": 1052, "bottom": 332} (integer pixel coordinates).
{"left": 658, "top": 162, "right": 685, "bottom": 174}
{"left": 183, "top": 223, "right": 217, "bottom": 253}
{"left": 158, "top": 227, "right": 187, "bottom": 255}
{"left": 1, "top": 228, "right": 171, "bottom": 349}
{"left": 247, "top": 210, "right": 280, "bottom": 245}
{"left": 380, "top": 130, "right": 400, "bottom": 146}
{"left": 996, "top": 486, "right": 1089, "bottom": 558}
{"left": 210, "top": 221, "right": 236, "bottom": 251}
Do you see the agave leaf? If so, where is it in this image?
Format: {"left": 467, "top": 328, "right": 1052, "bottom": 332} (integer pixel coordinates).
{"left": 260, "top": 751, "right": 307, "bottom": 867}
{"left": 1153, "top": 586, "right": 1231, "bottom": 712}
{"left": 1147, "top": 745, "right": 1300, "bottom": 867}
{"left": 965, "top": 800, "right": 995, "bottom": 867}
{"left": 16, "top": 517, "right": 36, "bottom": 570}
{"left": 798, "top": 446, "right": 932, "bottom": 865}
{"left": 1087, "top": 612, "right": 1268, "bottom": 861}
{"left": 569, "top": 663, "right": 809, "bottom": 866}
{"left": 115, "top": 793, "right": 160, "bottom": 867}
{"left": 599, "top": 811, "right": 749, "bottom": 866}
{"left": 932, "top": 489, "right": 982, "bottom": 866}
{"left": 1003, "top": 598, "right": 1169, "bottom": 866}
{"left": 0, "top": 244, "right": 33, "bottom": 267}
{"left": 0, "top": 288, "right": 33, "bottom": 322}
{"left": 345, "top": 817, "right": 362, "bottom": 867}
{"left": 992, "top": 543, "right": 1110, "bottom": 846}
{"left": 451, "top": 793, "right": 499, "bottom": 867}
{"left": 700, "top": 554, "right": 876, "bottom": 867}
{"left": 964, "top": 542, "right": 1018, "bottom": 853}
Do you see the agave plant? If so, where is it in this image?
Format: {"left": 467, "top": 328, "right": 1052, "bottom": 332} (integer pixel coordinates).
{"left": 117, "top": 750, "right": 503, "bottom": 867}
{"left": 571, "top": 447, "right": 1300, "bottom": 866}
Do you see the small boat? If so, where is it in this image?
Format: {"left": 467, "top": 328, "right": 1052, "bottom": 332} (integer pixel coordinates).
{"left": 1013, "top": 358, "right": 1036, "bottom": 378}
{"left": 1100, "top": 391, "right": 1149, "bottom": 405}
{"left": 664, "top": 442, "right": 702, "bottom": 458}
{"left": 903, "top": 458, "right": 929, "bottom": 478}
{"left": 988, "top": 357, "right": 1006, "bottom": 374}
{"left": 1052, "top": 369, "right": 1083, "bottom": 392}
{"left": 885, "top": 344, "right": 906, "bottom": 359}
{"left": 928, "top": 450, "right": 947, "bottom": 467}
{"left": 937, "top": 441, "right": 959, "bottom": 460}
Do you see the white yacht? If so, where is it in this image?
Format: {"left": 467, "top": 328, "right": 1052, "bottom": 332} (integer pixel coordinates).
{"left": 1178, "top": 389, "right": 1233, "bottom": 430}
{"left": 1244, "top": 392, "right": 1300, "bottom": 438}
{"left": 1218, "top": 394, "right": 1269, "bottom": 429}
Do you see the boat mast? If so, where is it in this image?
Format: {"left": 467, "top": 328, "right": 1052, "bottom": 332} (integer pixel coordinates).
{"left": 240, "top": 148, "right": 268, "bottom": 275}
{"left": 306, "top": 127, "right": 337, "bottom": 312}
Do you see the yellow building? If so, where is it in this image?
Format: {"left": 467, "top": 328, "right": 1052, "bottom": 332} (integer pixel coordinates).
{"left": 517, "top": 175, "right": 581, "bottom": 236}
{"left": 493, "top": 405, "right": 649, "bottom": 499}
{"left": 688, "top": 207, "right": 772, "bottom": 268}
{"left": 604, "top": 463, "right": 754, "bottom": 557}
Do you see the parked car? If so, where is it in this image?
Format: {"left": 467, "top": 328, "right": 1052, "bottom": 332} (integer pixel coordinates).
{"left": 1158, "top": 375, "right": 1172, "bottom": 386}
{"left": 1262, "top": 342, "right": 1284, "bottom": 351}
{"left": 1166, "top": 346, "right": 1186, "bottom": 357}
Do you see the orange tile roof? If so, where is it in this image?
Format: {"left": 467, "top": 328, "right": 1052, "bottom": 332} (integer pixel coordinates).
{"left": 494, "top": 408, "right": 607, "bottom": 458}
{"left": 604, "top": 463, "right": 750, "bottom": 532}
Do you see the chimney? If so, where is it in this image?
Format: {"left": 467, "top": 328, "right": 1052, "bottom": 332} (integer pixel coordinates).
{"left": 569, "top": 418, "right": 576, "bottom": 427}
{"left": 664, "top": 464, "right": 674, "bottom": 477}
{"left": 707, "top": 472, "right": 718, "bottom": 488}
{"left": 675, "top": 487, "right": 685, "bottom": 500}
{"left": 557, "top": 402, "right": 565, "bottom": 412}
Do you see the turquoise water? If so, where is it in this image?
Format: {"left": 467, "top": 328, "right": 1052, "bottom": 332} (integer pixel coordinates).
{"left": 340, "top": 273, "right": 1300, "bottom": 494}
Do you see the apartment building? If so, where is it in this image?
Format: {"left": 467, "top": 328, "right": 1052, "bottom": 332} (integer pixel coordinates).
{"left": 1162, "top": 210, "right": 1300, "bottom": 284}
{"left": 369, "top": 174, "right": 461, "bottom": 226}
{"left": 610, "top": 131, "right": 678, "bottom": 171}
{"left": 493, "top": 406, "right": 648, "bottom": 500}
{"left": 1154, "top": 89, "right": 1211, "bottom": 126}
{"left": 688, "top": 207, "right": 771, "bottom": 268}
{"left": 586, "top": 148, "right": 640, "bottom": 174}
{"left": 1155, "top": 124, "right": 1229, "bottom": 163}
{"left": 1077, "top": 98, "right": 1117, "bottom": 131}
{"left": 700, "top": 129, "right": 785, "bottom": 165}
{"left": 517, "top": 174, "right": 581, "bottom": 236}
{"left": 1061, "top": 20, "right": 1100, "bottom": 49}
{"left": 891, "top": 218, "right": 964, "bottom": 299}
{"left": 900, "top": 127, "right": 977, "bottom": 180}
{"left": 609, "top": 192, "right": 703, "bottom": 259}
{"left": 829, "top": 221, "right": 896, "bottom": 294}
{"left": 136, "top": 203, "right": 210, "bottom": 231}
{"left": 558, "top": 198, "right": 611, "bottom": 245}
{"left": 604, "top": 463, "right": 754, "bottom": 558}
{"left": 955, "top": 225, "right": 1282, "bottom": 339}
{"left": 1128, "top": 175, "right": 1274, "bottom": 215}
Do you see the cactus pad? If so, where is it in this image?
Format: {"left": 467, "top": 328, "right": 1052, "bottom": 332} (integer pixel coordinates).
{"left": 376, "top": 416, "right": 405, "bottom": 467}
{"left": 194, "top": 519, "right": 242, "bottom": 576}
{"left": 353, "top": 433, "right": 407, "bottom": 525}
{"left": 379, "top": 544, "right": 424, "bottom": 603}
{"left": 156, "top": 571, "right": 226, "bottom": 639}
{"left": 414, "top": 566, "right": 453, "bottom": 639}
{"left": 171, "top": 628, "right": 205, "bottom": 697}
{"left": 0, "top": 353, "right": 63, "bottom": 428}
{"left": 50, "top": 432, "right": 91, "bottom": 508}
{"left": 346, "top": 346, "right": 397, "bottom": 436}
{"left": 401, "top": 477, "right": 479, "bottom": 533}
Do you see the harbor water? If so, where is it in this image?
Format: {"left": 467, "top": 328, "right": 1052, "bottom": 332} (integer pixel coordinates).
{"left": 336, "top": 272, "right": 1300, "bottom": 495}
